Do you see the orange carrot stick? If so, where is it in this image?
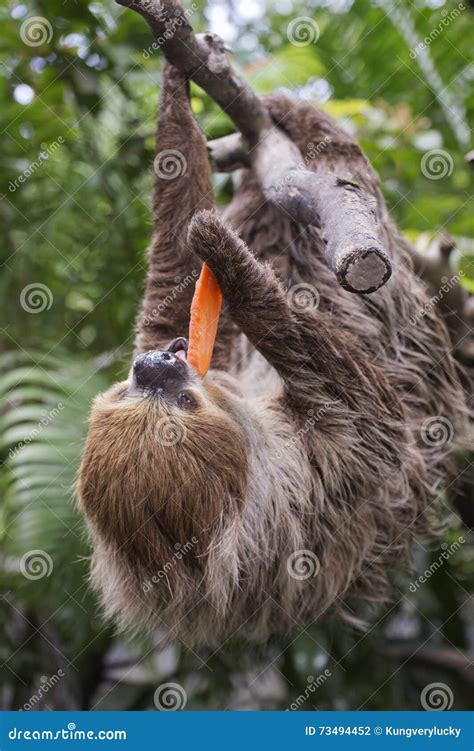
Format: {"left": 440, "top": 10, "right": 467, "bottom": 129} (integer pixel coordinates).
{"left": 187, "top": 263, "right": 222, "bottom": 377}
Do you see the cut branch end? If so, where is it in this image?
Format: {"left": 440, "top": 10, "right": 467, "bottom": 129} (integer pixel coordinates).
{"left": 336, "top": 247, "right": 392, "bottom": 294}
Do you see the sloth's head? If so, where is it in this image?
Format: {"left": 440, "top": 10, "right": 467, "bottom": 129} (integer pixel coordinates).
{"left": 77, "top": 337, "right": 249, "bottom": 589}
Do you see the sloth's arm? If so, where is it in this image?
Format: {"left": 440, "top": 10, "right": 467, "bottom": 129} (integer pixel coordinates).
{"left": 135, "top": 63, "right": 238, "bottom": 363}
{"left": 188, "top": 210, "right": 402, "bottom": 423}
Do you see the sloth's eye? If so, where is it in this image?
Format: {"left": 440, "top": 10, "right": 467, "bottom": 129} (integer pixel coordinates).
{"left": 177, "top": 390, "right": 198, "bottom": 409}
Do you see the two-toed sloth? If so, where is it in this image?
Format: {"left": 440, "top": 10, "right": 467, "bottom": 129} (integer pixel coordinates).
{"left": 77, "top": 63, "right": 467, "bottom": 645}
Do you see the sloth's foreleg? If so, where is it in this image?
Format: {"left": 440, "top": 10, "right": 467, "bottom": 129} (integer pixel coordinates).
{"left": 188, "top": 209, "right": 404, "bottom": 435}
{"left": 135, "top": 63, "right": 234, "bottom": 368}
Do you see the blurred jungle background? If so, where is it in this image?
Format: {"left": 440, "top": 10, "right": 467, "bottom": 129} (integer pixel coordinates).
{"left": 0, "top": 0, "right": 473, "bottom": 711}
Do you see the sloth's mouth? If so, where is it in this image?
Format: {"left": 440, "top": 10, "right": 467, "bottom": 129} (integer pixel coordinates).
{"left": 167, "top": 336, "right": 188, "bottom": 362}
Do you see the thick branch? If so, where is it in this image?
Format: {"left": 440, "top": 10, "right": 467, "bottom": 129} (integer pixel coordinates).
{"left": 251, "top": 129, "right": 391, "bottom": 293}
{"left": 207, "top": 133, "right": 250, "bottom": 172}
{"left": 117, "top": 0, "right": 272, "bottom": 141}
{"left": 117, "top": 0, "right": 392, "bottom": 294}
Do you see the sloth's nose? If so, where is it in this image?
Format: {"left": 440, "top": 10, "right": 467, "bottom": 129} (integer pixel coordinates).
{"left": 133, "top": 350, "right": 186, "bottom": 391}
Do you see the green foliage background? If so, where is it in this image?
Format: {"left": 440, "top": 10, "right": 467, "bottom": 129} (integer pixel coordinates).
{"left": 0, "top": 0, "right": 472, "bottom": 710}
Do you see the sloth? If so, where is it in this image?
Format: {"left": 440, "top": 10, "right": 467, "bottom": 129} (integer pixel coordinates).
{"left": 77, "top": 63, "right": 467, "bottom": 645}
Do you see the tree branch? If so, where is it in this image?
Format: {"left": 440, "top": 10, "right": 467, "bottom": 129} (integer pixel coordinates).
{"left": 117, "top": 0, "right": 392, "bottom": 294}
{"left": 383, "top": 644, "right": 474, "bottom": 682}
{"left": 207, "top": 133, "right": 250, "bottom": 172}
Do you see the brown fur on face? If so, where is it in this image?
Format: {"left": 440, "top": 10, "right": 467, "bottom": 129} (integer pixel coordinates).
{"left": 78, "top": 370, "right": 249, "bottom": 597}
{"left": 77, "top": 63, "right": 469, "bottom": 645}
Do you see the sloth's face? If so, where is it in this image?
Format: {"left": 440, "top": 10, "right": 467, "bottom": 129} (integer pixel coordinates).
{"left": 77, "top": 338, "right": 249, "bottom": 584}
